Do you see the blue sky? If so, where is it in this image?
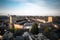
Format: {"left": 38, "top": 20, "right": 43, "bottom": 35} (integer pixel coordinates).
{"left": 0, "top": 0, "right": 60, "bottom": 9}
{"left": 0, "top": 0, "right": 60, "bottom": 16}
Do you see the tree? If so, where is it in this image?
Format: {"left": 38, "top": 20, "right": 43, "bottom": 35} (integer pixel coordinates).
{"left": 29, "top": 23, "right": 39, "bottom": 35}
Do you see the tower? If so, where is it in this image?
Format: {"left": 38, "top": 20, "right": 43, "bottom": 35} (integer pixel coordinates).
{"left": 10, "top": 15, "right": 13, "bottom": 29}
{"left": 48, "top": 16, "right": 52, "bottom": 23}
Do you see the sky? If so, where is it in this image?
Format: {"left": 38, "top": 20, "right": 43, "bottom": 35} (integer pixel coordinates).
{"left": 0, "top": 0, "right": 60, "bottom": 16}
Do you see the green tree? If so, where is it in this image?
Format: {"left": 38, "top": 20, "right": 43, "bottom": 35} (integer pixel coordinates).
{"left": 29, "top": 23, "right": 39, "bottom": 35}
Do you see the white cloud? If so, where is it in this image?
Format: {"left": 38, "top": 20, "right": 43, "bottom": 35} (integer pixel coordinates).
{"left": 0, "top": 3, "right": 60, "bottom": 16}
